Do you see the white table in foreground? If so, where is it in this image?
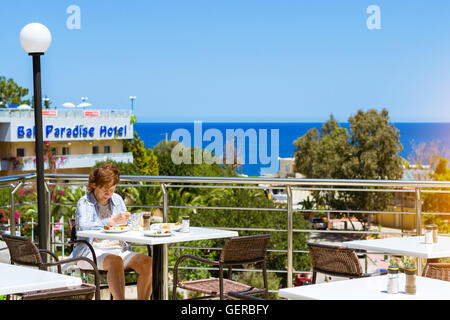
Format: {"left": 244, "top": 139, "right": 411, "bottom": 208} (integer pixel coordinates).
{"left": 0, "top": 262, "right": 82, "bottom": 295}
{"left": 341, "top": 236, "right": 450, "bottom": 259}
{"left": 77, "top": 226, "right": 239, "bottom": 245}
{"left": 278, "top": 274, "right": 450, "bottom": 300}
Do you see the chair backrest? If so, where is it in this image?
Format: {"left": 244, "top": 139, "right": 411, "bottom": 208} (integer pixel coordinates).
{"left": 423, "top": 263, "right": 450, "bottom": 281}
{"left": 1, "top": 232, "right": 43, "bottom": 267}
{"left": 68, "top": 218, "right": 77, "bottom": 242}
{"left": 220, "top": 234, "right": 271, "bottom": 265}
{"left": 307, "top": 243, "right": 363, "bottom": 277}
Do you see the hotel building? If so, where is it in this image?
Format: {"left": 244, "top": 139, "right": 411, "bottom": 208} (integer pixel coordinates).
{"left": 0, "top": 109, "right": 134, "bottom": 176}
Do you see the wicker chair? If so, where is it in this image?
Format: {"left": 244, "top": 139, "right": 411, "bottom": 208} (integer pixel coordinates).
{"left": 68, "top": 218, "right": 151, "bottom": 300}
{"left": 172, "top": 234, "right": 271, "bottom": 300}
{"left": 1, "top": 232, "right": 100, "bottom": 300}
{"left": 307, "top": 243, "right": 385, "bottom": 284}
{"left": 423, "top": 263, "right": 450, "bottom": 281}
{"left": 227, "top": 291, "right": 265, "bottom": 300}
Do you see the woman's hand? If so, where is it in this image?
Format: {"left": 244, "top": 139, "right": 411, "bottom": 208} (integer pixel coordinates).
{"left": 108, "top": 211, "right": 131, "bottom": 226}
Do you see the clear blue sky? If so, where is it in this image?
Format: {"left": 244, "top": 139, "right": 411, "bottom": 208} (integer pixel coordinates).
{"left": 1, "top": 0, "right": 450, "bottom": 122}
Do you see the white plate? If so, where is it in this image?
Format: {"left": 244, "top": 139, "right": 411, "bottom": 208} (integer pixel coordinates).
{"left": 103, "top": 227, "right": 129, "bottom": 233}
{"left": 150, "top": 223, "right": 182, "bottom": 232}
{"left": 143, "top": 230, "right": 174, "bottom": 237}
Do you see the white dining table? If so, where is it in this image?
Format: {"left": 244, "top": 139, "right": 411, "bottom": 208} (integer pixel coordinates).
{"left": 341, "top": 235, "right": 450, "bottom": 275}
{"left": 77, "top": 226, "right": 239, "bottom": 299}
{"left": 77, "top": 226, "right": 239, "bottom": 246}
{"left": 278, "top": 273, "right": 450, "bottom": 300}
{"left": 341, "top": 236, "right": 450, "bottom": 259}
{"left": 0, "top": 262, "right": 82, "bottom": 296}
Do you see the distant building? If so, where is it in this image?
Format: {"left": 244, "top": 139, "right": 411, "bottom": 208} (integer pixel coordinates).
{"left": 374, "top": 166, "right": 434, "bottom": 231}
{"left": 0, "top": 109, "right": 134, "bottom": 176}
{"left": 401, "top": 165, "right": 432, "bottom": 181}
{"left": 277, "top": 157, "right": 295, "bottom": 178}
{"left": 260, "top": 157, "right": 312, "bottom": 210}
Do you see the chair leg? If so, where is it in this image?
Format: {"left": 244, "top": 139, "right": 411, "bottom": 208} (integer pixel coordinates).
{"left": 262, "top": 261, "right": 269, "bottom": 299}
{"left": 219, "top": 265, "right": 224, "bottom": 300}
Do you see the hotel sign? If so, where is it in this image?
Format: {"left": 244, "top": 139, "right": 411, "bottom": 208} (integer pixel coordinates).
{"left": 17, "top": 124, "right": 129, "bottom": 140}
{"left": 0, "top": 110, "right": 134, "bottom": 142}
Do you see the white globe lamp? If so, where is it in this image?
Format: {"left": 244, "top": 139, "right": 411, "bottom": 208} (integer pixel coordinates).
{"left": 19, "top": 23, "right": 52, "bottom": 55}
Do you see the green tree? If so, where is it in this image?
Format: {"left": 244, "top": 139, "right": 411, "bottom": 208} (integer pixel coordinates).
{"left": 123, "top": 131, "right": 159, "bottom": 176}
{"left": 188, "top": 187, "right": 310, "bottom": 285}
{"left": 294, "top": 109, "right": 404, "bottom": 227}
{"left": 43, "top": 95, "right": 52, "bottom": 109}
{"left": 153, "top": 140, "right": 236, "bottom": 177}
{"left": 0, "top": 76, "right": 30, "bottom": 107}
{"left": 422, "top": 157, "right": 450, "bottom": 234}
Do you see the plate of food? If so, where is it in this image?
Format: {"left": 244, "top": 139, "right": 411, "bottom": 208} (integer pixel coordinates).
{"left": 103, "top": 225, "right": 130, "bottom": 233}
{"left": 143, "top": 229, "right": 174, "bottom": 237}
{"left": 150, "top": 222, "right": 182, "bottom": 232}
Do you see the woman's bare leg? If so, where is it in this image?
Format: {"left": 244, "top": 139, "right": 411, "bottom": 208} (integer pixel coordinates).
{"left": 127, "top": 254, "right": 153, "bottom": 300}
{"left": 103, "top": 254, "right": 126, "bottom": 300}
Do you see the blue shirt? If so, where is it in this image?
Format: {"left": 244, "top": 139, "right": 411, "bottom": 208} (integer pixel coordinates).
{"left": 72, "top": 192, "right": 128, "bottom": 258}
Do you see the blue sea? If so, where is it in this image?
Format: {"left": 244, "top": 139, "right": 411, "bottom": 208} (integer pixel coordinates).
{"left": 135, "top": 122, "right": 450, "bottom": 177}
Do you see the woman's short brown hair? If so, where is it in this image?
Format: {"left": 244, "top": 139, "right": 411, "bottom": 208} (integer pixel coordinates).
{"left": 87, "top": 162, "right": 120, "bottom": 192}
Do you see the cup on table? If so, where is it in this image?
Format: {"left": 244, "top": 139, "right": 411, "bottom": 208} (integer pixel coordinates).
{"left": 128, "top": 212, "right": 140, "bottom": 231}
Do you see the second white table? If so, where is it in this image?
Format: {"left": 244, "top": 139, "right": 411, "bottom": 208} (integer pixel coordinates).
{"left": 279, "top": 273, "right": 450, "bottom": 300}
{"left": 0, "top": 262, "right": 82, "bottom": 296}
{"left": 341, "top": 236, "right": 450, "bottom": 259}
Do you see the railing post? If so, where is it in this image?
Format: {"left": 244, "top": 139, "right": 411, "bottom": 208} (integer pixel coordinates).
{"left": 160, "top": 183, "right": 169, "bottom": 223}
{"left": 44, "top": 181, "right": 51, "bottom": 258}
{"left": 415, "top": 187, "right": 422, "bottom": 236}
{"left": 9, "top": 181, "right": 23, "bottom": 236}
{"left": 286, "top": 185, "right": 293, "bottom": 288}
{"left": 160, "top": 183, "right": 169, "bottom": 300}
{"left": 415, "top": 187, "right": 424, "bottom": 275}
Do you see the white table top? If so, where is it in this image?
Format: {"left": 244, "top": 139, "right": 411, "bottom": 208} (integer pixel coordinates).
{"left": 0, "top": 262, "right": 82, "bottom": 295}
{"left": 77, "top": 226, "right": 239, "bottom": 245}
{"left": 278, "top": 274, "right": 450, "bottom": 300}
{"left": 341, "top": 236, "right": 450, "bottom": 259}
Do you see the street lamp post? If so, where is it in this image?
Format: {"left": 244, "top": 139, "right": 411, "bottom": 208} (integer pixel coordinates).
{"left": 129, "top": 96, "right": 136, "bottom": 112}
{"left": 20, "top": 23, "right": 52, "bottom": 255}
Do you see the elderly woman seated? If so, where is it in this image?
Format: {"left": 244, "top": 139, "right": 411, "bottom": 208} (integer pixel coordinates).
{"left": 71, "top": 162, "right": 153, "bottom": 300}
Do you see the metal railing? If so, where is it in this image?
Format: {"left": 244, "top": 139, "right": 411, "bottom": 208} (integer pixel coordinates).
{"left": 1, "top": 173, "right": 450, "bottom": 298}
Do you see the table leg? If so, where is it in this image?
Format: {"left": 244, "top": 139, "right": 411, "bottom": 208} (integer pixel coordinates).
{"left": 152, "top": 244, "right": 168, "bottom": 300}
{"left": 152, "top": 244, "right": 163, "bottom": 300}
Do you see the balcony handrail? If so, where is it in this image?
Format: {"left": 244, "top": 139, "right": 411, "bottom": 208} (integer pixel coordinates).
{"left": 44, "top": 173, "right": 450, "bottom": 188}
{"left": 2, "top": 172, "right": 447, "bottom": 189}
{"left": 2, "top": 172, "right": 450, "bottom": 299}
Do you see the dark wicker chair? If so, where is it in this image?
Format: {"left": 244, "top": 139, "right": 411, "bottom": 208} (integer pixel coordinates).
{"left": 423, "top": 263, "right": 450, "bottom": 281}
{"left": 68, "top": 218, "right": 152, "bottom": 300}
{"left": 1, "top": 232, "right": 100, "bottom": 300}
{"left": 227, "top": 291, "right": 266, "bottom": 300}
{"left": 172, "top": 234, "right": 271, "bottom": 300}
{"left": 307, "top": 242, "right": 386, "bottom": 284}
